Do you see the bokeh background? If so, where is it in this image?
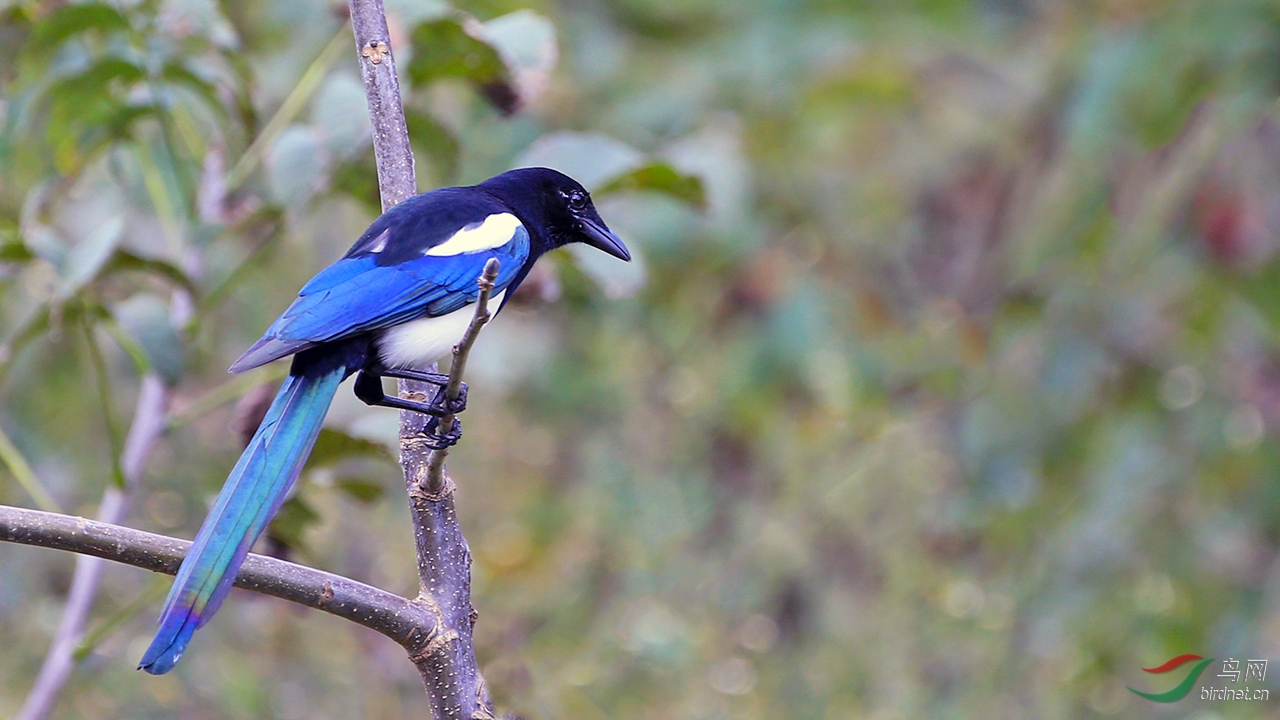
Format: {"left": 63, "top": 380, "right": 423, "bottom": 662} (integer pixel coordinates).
{"left": 2, "top": 0, "right": 1280, "bottom": 718}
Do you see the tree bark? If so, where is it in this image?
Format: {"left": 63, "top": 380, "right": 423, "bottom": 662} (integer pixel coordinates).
{"left": 348, "top": 1, "right": 496, "bottom": 716}
{"left": 0, "top": 506, "right": 439, "bottom": 651}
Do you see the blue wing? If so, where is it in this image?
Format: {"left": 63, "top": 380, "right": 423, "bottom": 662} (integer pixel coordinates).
{"left": 231, "top": 200, "right": 530, "bottom": 372}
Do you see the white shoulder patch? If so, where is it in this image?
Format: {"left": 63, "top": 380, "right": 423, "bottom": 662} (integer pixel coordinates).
{"left": 425, "top": 213, "right": 522, "bottom": 256}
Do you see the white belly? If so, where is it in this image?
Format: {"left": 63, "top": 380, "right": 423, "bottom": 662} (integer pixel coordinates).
{"left": 374, "top": 291, "right": 505, "bottom": 369}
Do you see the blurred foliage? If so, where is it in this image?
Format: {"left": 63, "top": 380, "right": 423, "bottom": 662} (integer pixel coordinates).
{"left": 3, "top": 0, "right": 1280, "bottom": 719}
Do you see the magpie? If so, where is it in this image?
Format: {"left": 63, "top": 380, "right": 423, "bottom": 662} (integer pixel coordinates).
{"left": 138, "top": 167, "right": 630, "bottom": 674}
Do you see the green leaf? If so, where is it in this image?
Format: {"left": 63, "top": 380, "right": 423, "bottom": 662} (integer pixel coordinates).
{"left": 267, "top": 495, "right": 320, "bottom": 553}
{"left": 113, "top": 293, "right": 184, "bottom": 384}
{"left": 482, "top": 10, "right": 557, "bottom": 105}
{"left": 160, "top": 62, "right": 230, "bottom": 122}
{"left": 0, "top": 239, "right": 33, "bottom": 263}
{"left": 49, "top": 103, "right": 156, "bottom": 172}
{"left": 102, "top": 249, "right": 199, "bottom": 296}
{"left": 407, "top": 15, "right": 519, "bottom": 114}
{"left": 165, "top": 365, "right": 291, "bottom": 431}
{"left": 0, "top": 8, "right": 33, "bottom": 80}
{"left": 99, "top": 316, "right": 152, "bottom": 376}
{"left": 597, "top": 163, "right": 706, "bottom": 207}
{"left": 405, "top": 107, "right": 459, "bottom": 182}
{"left": 47, "top": 58, "right": 146, "bottom": 98}
{"left": 74, "top": 577, "right": 168, "bottom": 661}
{"left": 312, "top": 74, "right": 372, "bottom": 159}
{"left": 29, "top": 3, "right": 130, "bottom": 51}
{"left": 198, "top": 207, "right": 287, "bottom": 312}
{"left": 335, "top": 478, "right": 384, "bottom": 503}
{"left": 407, "top": 16, "right": 508, "bottom": 85}
{"left": 304, "top": 428, "right": 395, "bottom": 471}
{"left": 0, "top": 423, "right": 61, "bottom": 513}
{"left": 264, "top": 124, "right": 327, "bottom": 208}
{"left": 226, "top": 27, "right": 350, "bottom": 190}
{"left": 43, "top": 59, "right": 152, "bottom": 168}
{"left": 0, "top": 305, "right": 52, "bottom": 375}
{"left": 515, "top": 131, "right": 645, "bottom": 188}
{"left": 565, "top": 241, "right": 648, "bottom": 299}
{"left": 58, "top": 215, "right": 123, "bottom": 297}
{"left": 0, "top": 300, "right": 114, "bottom": 385}
{"left": 328, "top": 148, "right": 381, "bottom": 211}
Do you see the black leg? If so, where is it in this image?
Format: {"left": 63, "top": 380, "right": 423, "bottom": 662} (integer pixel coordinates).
{"left": 352, "top": 372, "right": 464, "bottom": 449}
{"left": 361, "top": 363, "right": 467, "bottom": 414}
{"left": 379, "top": 366, "right": 451, "bottom": 386}
{"left": 421, "top": 416, "right": 462, "bottom": 449}
{"left": 353, "top": 368, "right": 468, "bottom": 415}
{"left": 353, "top": 371, "right": 442, "bottom": 415}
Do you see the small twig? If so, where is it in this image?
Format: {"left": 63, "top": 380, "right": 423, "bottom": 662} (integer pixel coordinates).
{"left": 74, "top": 578, "right": 169, "bottom": 661}
{"left": 423, "top": 258, "right": 500, "bottom": 495}
{"left": 0, "top": 505, "right": 440, "bottom": 654}
{"left": 165, "top": 364, "right": 290, "bottom": 431}
{"left": 80, "top": 317, "right": 126, "bottom": 489}
{"left": 226, "top": 27, "right": 352, "bottom": 190}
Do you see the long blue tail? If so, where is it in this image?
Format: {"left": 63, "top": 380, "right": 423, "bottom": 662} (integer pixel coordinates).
{"left": 139, "top": 355, "right": 349, "bottom": 674}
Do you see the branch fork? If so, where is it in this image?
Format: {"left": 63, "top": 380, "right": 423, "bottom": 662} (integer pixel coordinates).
{"left": 0, "top": 250, "right": 505, "bottom": 716}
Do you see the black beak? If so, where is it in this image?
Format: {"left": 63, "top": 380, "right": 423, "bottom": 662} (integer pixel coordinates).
{"left": 581, "top": 217, "right": 631, "bottom": 261}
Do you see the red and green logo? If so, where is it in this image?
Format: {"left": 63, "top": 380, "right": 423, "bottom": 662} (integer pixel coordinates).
{"left": 1128, "top": 654, "right": 1215, "bottom": 703}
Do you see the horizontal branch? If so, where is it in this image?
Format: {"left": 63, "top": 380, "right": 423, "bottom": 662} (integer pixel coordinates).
{"left": 0, "top": 505, "right": 441, "bottom": 656}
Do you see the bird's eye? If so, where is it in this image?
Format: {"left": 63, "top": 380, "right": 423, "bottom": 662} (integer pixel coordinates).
{"left": 568, "top": 191, "right": 589, "bottom": 212}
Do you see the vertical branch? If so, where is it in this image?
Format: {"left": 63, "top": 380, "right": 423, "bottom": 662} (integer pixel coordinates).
{"left": 399, "top": 382, "right": 497, "bottom": 720}
{"left": 16, "top": 375, "right": 168, "bottom": 720}
{"left": 348, "top": 2, "right": 496, "bottom": 717}
{"left": 348, "top": 0, "right": 415, "bottom": 209}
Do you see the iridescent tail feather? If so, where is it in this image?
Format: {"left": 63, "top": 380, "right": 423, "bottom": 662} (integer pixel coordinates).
{"left": 138, "top": 354, "right": 348, "bottom": 674}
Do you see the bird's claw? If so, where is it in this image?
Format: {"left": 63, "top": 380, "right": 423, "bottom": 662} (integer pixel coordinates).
{"left": 420, "top": 416, "right": 462, "bottom": 449}
{"left": 422, "top": 382, "right": 466, "bottom": 417}
{"left": 446, "top": 383, "right": 467, "bottom": 414}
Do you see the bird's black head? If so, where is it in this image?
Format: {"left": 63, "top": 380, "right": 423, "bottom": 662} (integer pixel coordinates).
{"left": 477, "top": 167, "right": 631, "bottom": 261}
